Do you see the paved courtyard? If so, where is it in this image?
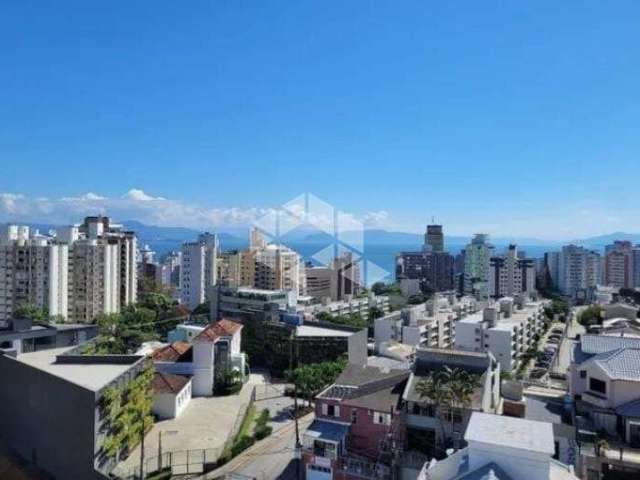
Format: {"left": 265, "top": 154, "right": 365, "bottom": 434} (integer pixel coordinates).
{"left": 113, "top": 373, "right": 268, "bottom": 478}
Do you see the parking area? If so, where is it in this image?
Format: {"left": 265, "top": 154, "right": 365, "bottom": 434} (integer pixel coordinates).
{"left": 527, "top": 322, "right": 567, "bottom": 383}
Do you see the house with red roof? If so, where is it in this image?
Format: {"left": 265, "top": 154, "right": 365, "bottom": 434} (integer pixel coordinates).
{"left": 150, "top": 319, "right": 246, "bottom": 398}
{"left": 152, "top": 371, "right": 192, "bottom": 419}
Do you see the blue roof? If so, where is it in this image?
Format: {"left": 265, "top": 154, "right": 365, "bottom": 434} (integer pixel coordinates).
{"left": 305, "top": 420, "right": 349, "bottom": 443}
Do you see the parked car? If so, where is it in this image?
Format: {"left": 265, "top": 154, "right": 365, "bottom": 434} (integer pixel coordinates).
{"left": 551, "top": 328, "right": 564, "bottom": 335}
{"left": 530, "top": 368, "right": 547, "bottom": 379}
{"left": 547, "top": 338, "right": 560, "bottom": 345}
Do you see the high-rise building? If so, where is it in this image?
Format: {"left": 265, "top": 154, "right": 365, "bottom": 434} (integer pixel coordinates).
{"left": 558, "top": 245, "right": 601, "bottom": 299}
{"left": 634, "top": 246, "right": 640, "bottom": 288}
{"left": 179, "top": 233, "right": 219, "bottom": 309}
{"left": 254, "top": 244, "right": 305, "bottom": 296}
{"left": 0, "top": 228, "right": 68, "bottom": 321}
{"left": 488, "top": 245, "right": 536, "bottom": 299}
{"left": 604, "top": 241, "right": 634, "bottom": 289}
{"left": 425, "top": 224, "right": 444, "bottom": 252}
{"left": 157, "top": 250, "right": 181, "bottom": 298}
{"left": 0, "top": 217, "right": 139, "bottom": 323}
{"left": 543, "top": 251, "right": 561, "bottom": 290}
{"left": 304, "top": 252, "right": 361, "bottom": 301}
{"left": 463, "top": 234, "right": 494, "bottom": 298}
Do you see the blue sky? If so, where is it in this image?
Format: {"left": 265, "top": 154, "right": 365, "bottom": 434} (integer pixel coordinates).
{"left": 1, "top": 1, "right": 639, "bottom": 239}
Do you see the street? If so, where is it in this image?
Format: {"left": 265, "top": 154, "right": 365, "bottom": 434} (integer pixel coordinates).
{"left": 200, "top": 413, "right": 314, "bottom": 480}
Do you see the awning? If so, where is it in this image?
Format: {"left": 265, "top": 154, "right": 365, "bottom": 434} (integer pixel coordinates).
{"left": 304, "top": 420, "right": 349, "bottom": 443}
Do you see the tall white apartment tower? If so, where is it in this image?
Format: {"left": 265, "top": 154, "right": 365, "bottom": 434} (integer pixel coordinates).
{"left": 488, "top": 245, "right": 536, "bottom": 299}
{"left": 180, "top": 233, "right": 219, "bottom": 310}
{"left": 463, "top": 234, "right": 494, "bottom": 299}
{"left": 558, "top": 245, "right": 600, "bottom": 299}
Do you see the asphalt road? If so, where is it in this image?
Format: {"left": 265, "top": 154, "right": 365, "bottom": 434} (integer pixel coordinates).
{"left": 200, "top": 413, "right": 315, "bottom": 480}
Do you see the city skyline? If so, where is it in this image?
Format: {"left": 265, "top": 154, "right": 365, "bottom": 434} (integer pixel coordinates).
{"left": 2, "top": 2, "right": 640, "bottom": 239}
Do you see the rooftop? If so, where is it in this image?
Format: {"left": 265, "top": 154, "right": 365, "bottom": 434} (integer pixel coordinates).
{"left": 152, "top": 341, "right": 193, "bottom": 362}
{"left": 193, "top": 319, "right": 243, "bottom": 343}
{"left": 584, "top": 348, "right": 640, "bottom": 381}
{"left": 295, "top": 324, "right": 353, "bottom": 338}
{"left": 13, "top": 347, "right": 140, "bottom": 392}
{"left": 152, "top": 371, "right": 190, "bottom": 395}
{"left": 465, "top": 412, "right": 554, "bottom": 455}
{"left": 580, "top": 334, "right": 640, "bottom": 355}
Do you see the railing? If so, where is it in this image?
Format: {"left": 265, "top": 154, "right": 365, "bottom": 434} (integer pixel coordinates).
{"left": 116, "top": 448, "right": 220, "bottom": 479}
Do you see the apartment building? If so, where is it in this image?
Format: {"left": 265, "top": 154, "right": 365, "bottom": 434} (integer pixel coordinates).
{"left": 455, "top": 297, "right": 548, "bottom": 372}
{"left": 557, "top": 245, "right": 601, "bottom": 300}
{"left": 374, "top": 293, "right": 479, "bottom": 351}
{"left": 298, "top": 293, "right": 390, "bottom": 321}
{"left": 488, "top": 244, "right": 536, "bottom": 299}
{"left": 402, "top": 348, "right": 501, "bottom": 459}
{"left": 305, "top": 252, "right": 361, "bottom": 301}
{"left": 463, "top": 234, "right": 494, "bottom": 299}
{"left": 254, "top": 243, "right": 306, "bottom": 295}
{"left": 0, "top": 217, "right": 137, "bottom": 323}
{"left": 179, "top": 233, "right": 219, "bottom": 309}
{"left": 604, "top": 240, "right": 635, "bottom": 289}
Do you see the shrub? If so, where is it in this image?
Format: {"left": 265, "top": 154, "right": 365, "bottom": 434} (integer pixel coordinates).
{"left": 231, "top": 435, "right": 255, "bottom": 457}
{"left": 254, "top": 425, "right": 273, "bottom": 440}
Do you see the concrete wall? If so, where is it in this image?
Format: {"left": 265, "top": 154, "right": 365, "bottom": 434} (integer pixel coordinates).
{"left": 192, "top": 342, "right": 214, "bottom": 396}
{"left": 153, "top": 380, "right": 192, "bottom": 419}
{"left": 0, "top": 354, "right": 99, "bottom": 479}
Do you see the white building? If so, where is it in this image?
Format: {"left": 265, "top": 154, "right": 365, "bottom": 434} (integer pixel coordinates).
{"left": 488, "top": 245, "right": 536, "bottom": 299}
{"left": 180, "top": 233, "right": 219, "bottom": 309}
{"left": 298, "top": 293, "right": 390, "bottom": 321}
{"left": 558, "top": 245, "right": 601, "bottom": 300}
{"left": 569, "top": 334, "right": 640, "bottom": 445}
{"left": 463, "top": 234, "right": 494, "bottom": 299}
{"left": 419, "top": 412, "right": 578, "bottom": 480}
{"left": 455, "top": 297, "right": 548, "bottom": 372}
{"left": 152, "top": 371, "right": 192, "bottom": 419}
{"left": 305, "top": 252, "right": 361, "bottom": 302}
{"left": 254, "top": 244, "right": 305, "bottom": 296}
{"left": 374, "top": 294, "right": 479, "bottom": 351}
{"left": 0, "top": 217, "right": 138, "bottom": 323}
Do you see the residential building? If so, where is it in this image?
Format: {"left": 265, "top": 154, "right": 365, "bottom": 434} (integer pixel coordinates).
{"left": 0, "top": 228, "right": 69, "bottom": 321}
{"left": 543, "top": 251, "right": 561, "bottom": 291}
{"left": 418, "top": 412, "right": 579, "bottom": 480}
{"left": 374, "top": 294, "right": 479, "bottom": 351}
{"left": 463, "top": 234, "right": 494, "bottom": 299}
{"left": 303, "top": 363, "right": 409, "bottom": 480}
{"left": 604, "top": 241, "right": 634, "bottom": 289}
{"left": 488, "top": 244, "right": 536, "bottom": 299}
{"left": 153, "top": 319, "right": 245, "bottom": 396}
{"left": 396, "top": 224, "right": 455, "bottom": 295}
{"left": 569, "top": 334, "right": 640, "bottom": 445}
{"left": 558, "top": 245, "right": 601, "bottom": 300}
{"left": 157, "top": 250, "right": 181, "bottom": 298}
{"left": 455, "top": 297, "right": 548, "bottom": 372}
{"left": 0, "top": 346, "right": 147, "bottom": 479}
{"left": 298, "top": 293, "right": 390, "bottom": 321}
{"left": 180, "top": 233, "right": 219, "bottom": 309}
{"left": 634, "top": 246, "right": 640, "bottom": 288}
{"left": 305, "top": 252, "right": 361, "bottom": 301}
{"left": 254, "top": 243, "right": 305, "bottom": 296}
{"left": 209, "top": 285, "right": 296, "bottom": 320}
{"left": 0, "top": 217, "right": 138, "bottom": 323}
{"left": 402, "top": 348, "right": 501, "bottom": 460}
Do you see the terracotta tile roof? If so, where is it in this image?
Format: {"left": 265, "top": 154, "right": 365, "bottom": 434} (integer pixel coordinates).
{"left": 151, "top": 341, "right": 193, "bottom": 362}
{"left": 193, "top": 319, "right": 243, "bottom": 343}
{"left": 152, "top": 371, "right": 190, "bottom": 395}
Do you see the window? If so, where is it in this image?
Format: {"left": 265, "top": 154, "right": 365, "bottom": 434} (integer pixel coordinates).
{"left": 373, "top": 412, "right": 391, "bottom": 426}
{"left": 589, "top": 378, "right": 606, "bottom": 395}
{"left": 580, "top": 370, "right": 586, "bottom": 379}
{"left": 351, "top": 409, "right": 357, "bottom": 424}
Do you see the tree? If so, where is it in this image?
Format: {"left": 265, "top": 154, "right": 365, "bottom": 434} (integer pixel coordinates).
{"left": 578, "top": 305, "right": 605, "bottom": 327}
{"left": 416, "top": 367, "right": 480, "bottom": 451}
{"left": 369, "top": 306, "right": 385, "bottom": 320}
{"left": 14, "top": 304, "right": 49, "bottom": 324}
{"left": 289, "top": 359, "right": 346, "bottom": 406}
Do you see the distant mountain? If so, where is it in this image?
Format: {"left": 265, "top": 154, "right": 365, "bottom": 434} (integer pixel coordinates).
{"left": 570, "top": 232, "right": 640, "bottom": 251}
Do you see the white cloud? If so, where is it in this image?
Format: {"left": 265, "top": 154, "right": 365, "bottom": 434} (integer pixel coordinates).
{"left": 363, "top": 210, "right": 389, "bottom": 226}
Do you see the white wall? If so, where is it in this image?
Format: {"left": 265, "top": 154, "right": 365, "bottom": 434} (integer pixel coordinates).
{"left": 192, "top": 342, "right": 215, "bottom": 396}
{"left": 153, "top": 380, "right": 192, "bottom": 419}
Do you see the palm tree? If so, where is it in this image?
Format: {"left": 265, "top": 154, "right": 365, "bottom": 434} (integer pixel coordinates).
{"left": 415, "top": 372, "right": 451, "bottom": 450}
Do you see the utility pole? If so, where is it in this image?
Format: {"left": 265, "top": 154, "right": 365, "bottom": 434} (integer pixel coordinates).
{"left": 289, "top": 328, "right": 302, "bottom": 480}
{"left": 139, "top": 411, "right": 145, "bottom": 480}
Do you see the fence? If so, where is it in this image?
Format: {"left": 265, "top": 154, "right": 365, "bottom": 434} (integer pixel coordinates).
{"left": 117, "top": 448, "right": 220, "bottom": 479}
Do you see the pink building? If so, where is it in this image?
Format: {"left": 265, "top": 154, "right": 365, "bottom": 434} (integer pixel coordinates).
{"left": 303, "top": 364, "right": 409, "bottom": 480}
